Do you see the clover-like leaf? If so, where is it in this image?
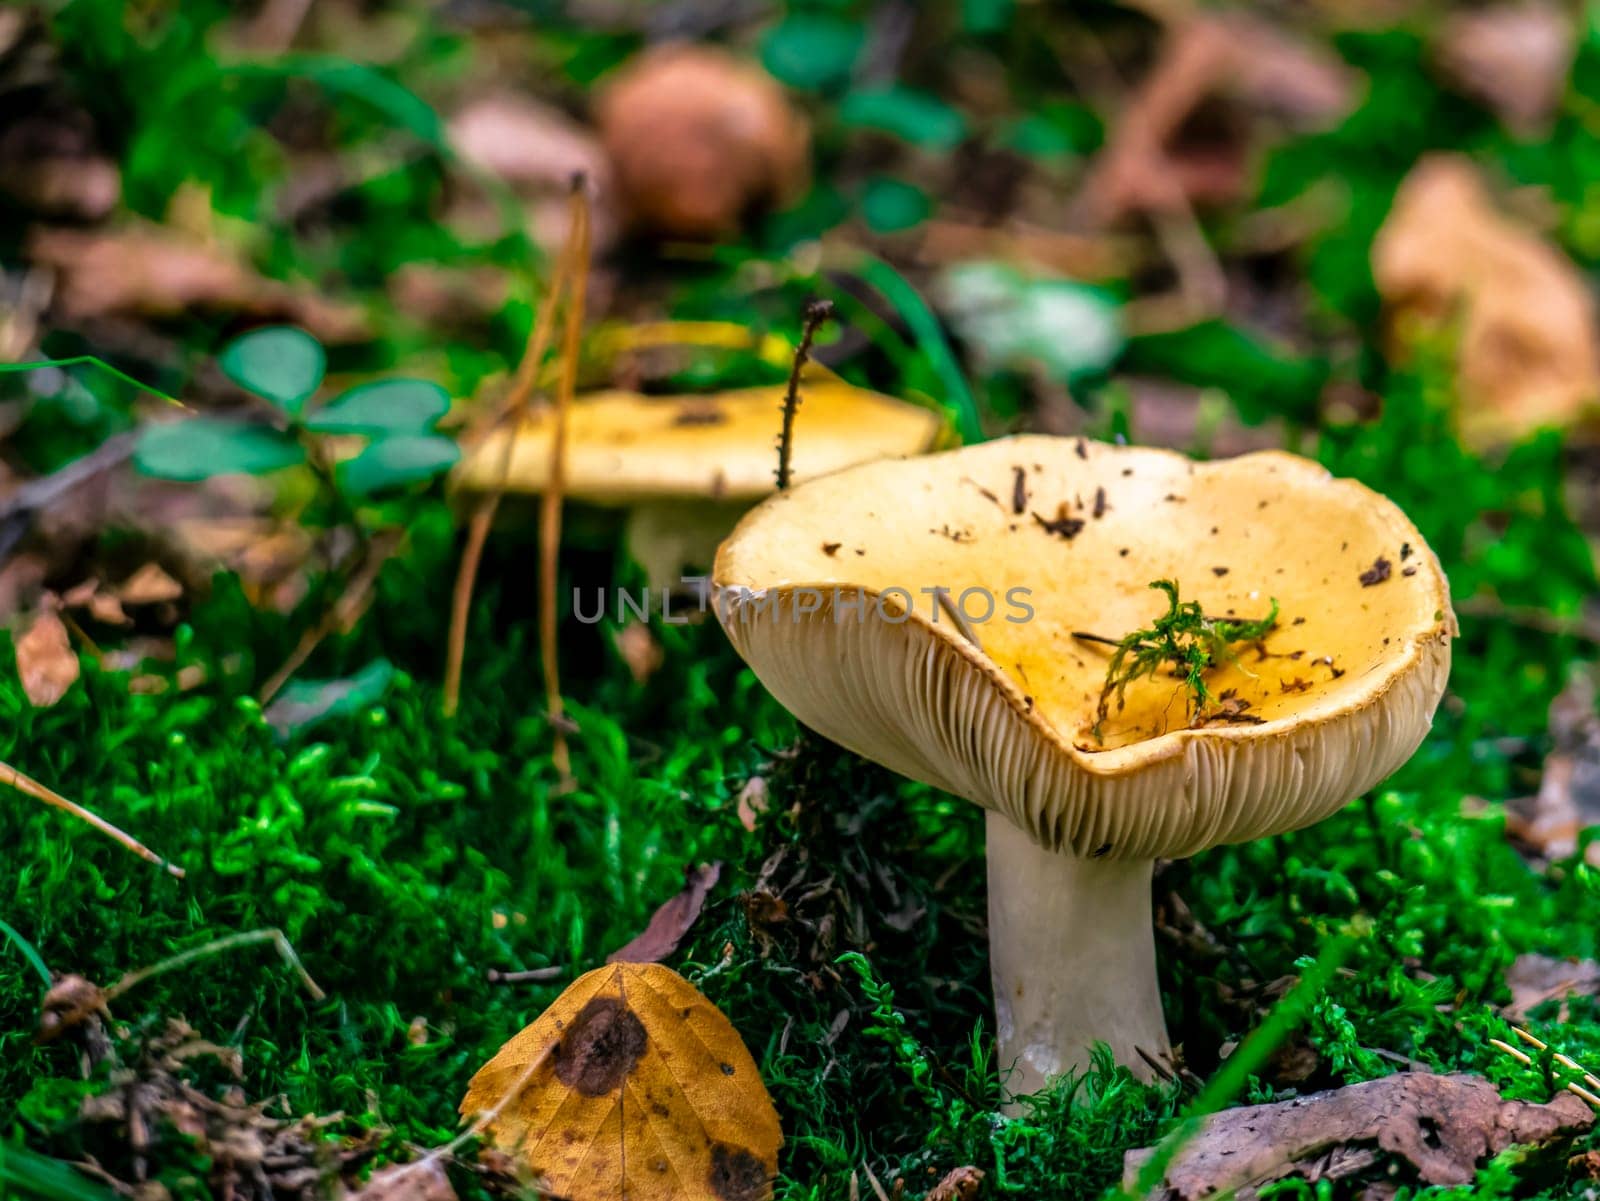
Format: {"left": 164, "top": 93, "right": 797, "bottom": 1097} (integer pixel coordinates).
{"left": 134, "top": 418, "right": 306, "bottom": 481}
{"left": 220, "top": 326, "right": 325, "bottom": 415}
{"left": 337, "top": 433, "right": 460, "bottom": 496}
{"left": 305, "top": 378, "right": 450, "bottom": 435}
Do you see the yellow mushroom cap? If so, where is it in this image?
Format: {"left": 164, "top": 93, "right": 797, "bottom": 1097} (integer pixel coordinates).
{"left": 453, "top": 368, "right": 942, "bottom": 505}
{"left": 713, "top": 436, "right": 1454, "bottom": 860}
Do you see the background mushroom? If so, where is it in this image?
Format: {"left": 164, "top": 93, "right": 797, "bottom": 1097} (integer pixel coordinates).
{"left": 712, "top": 436, "right": 1454, "bottom": 1096}
{"left": 594, "top": 44, "right": 811, "bottom": 240}
{"left": 453, "top": 325, "right": 942, "bottom": 586}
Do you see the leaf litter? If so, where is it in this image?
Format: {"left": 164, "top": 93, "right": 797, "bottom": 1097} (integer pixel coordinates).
{"left": 1127, "top": 1072, "right": 1593, "bottom": 1199}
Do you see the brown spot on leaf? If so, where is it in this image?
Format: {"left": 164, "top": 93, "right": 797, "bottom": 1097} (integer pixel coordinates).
{"left": 1011, "top": 466, "right": 1028, "bottom": 515}
{"left": 1359, "top": 556, "right": 1392, "bottom": 587}
{"left": 552, "top": 997, "right": 647, "bottom": 1096}
{"left": 821, "top": 542, "right": 841, "bottom": 557}
{"left": 708, "top": 1143, "right": 770, "bottom": 1201}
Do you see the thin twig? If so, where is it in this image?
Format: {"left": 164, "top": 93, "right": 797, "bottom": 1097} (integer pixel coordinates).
{"left": 540, "top": 181, "right": 590, "bottom": 787}
{"left": 442, "top": 501, "right": 498, "bottom": 717}
{"left": 106, "top": 928, "right": 325, "bottom": 1002}
{"left": 1489, "top": 1037, "right": 1533, "bottom": 1066}
{"left": 1073, "top": 630, "right": 1123, "bottom": 648}
{"left": 258, "top": 530, "right": 401, "bottom": 705}
{"left": 442, "top": 184, "right": 580, "bottom": 718}
{"left": 395, "top": 1040, "right": 558, "bottom": 1179}
{"left": 2, "top": 760, "right": 184, "bottom": 877}
{"left": 775, "top": 300, "right": 835, "bottom": 491}
{"left": 487, "top": 965, "right": 567, "bottom": 984}
{"left": 1455, "top": 594, "right": 1600, "bottom": 643}
{"left": 1494, "top": 1026, "right": 1600, "bottom": 1111}
{"left": 860, "top": 1161, "right": 891, "bottom": 1201}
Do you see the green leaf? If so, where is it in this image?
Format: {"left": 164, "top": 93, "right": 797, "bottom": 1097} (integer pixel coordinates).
{"left": 962, "top": 0, "right": 1012, "bottom": 31}
{"left": 306, "top": 379, "right": 451, "bottom": 435}
{"left": 134, "top": 419, "right": 306, "bottom": 481}
{"left": 761, "top": 15, "right": 863, "bottom": 91}
{"left": 338, "top": 433, "right": 459, "bottom": 495}
{"left": 0, "top": 1143, "right": 122, "bottom": 1201}
{"left": 1002, "top": 103, "right": 1103, "bottom": 161}
{"left": 264, "top": 659, "right": 395, "bottom": 738}
{"left": 220, "top": 327, "right": 325, "bottom": 415}
{"left": 839, "top": 87, "right": 967, "bottom": 151}
{"left": 936, "top": 261, "right": 1123, "bottom": 383}
{"left": 860, "top": 177, "right": 931, "bottom": 234}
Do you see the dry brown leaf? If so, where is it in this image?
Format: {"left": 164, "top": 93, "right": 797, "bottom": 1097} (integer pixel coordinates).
{"left": 1079, "top": 14, "right": 1355, "bottom": 225}
{"left": 1126, "top": 1072, "right": 1593, "bottom": 1199}
{"left": 1372, "top": 155, "right": 1600, "bottom": 449}
{"left": 15, "top": 605, "right": 78, "bottom": 706}
{"left": 613, "top": 619, "right": 663, "bottom": 685}
{"left": 736, "top": 776, "right": 769, "bottom": 833}
{"left": 447, "top": 93, "right": 618, "bottom": 256}
{"left": 118, "top": 562, "right": 184, "bottom": 605}
{"left": 596, "top": 44, "right": 810, "bottom": 239}
{"left": 386, "top": 264, "right": 513, "bottom": 330}
{"left": 1505, "top": 663, "right": 1600, "bottom": 865}
{"left": 61, "top": 578, "right": 131, "bottom": 626}
{"left": 608, "top": 862, "right": 722, "bottom": 965}
{"left": 27, "top": 222, "right": 366, "bottom": 342}
{"left": 1437, "top": 2, "right": 1573, "bottom": 136}
{"left": 0, "top": 554, "right": 48, "bottom": 625}
{"left": 1505, "top": 953, "right": 1600, "bottom": 1021}
{"left": 460, "top": 961, "right": 781, "bottom": 1201}
{"left": 927, "top": 1165, "right": 985, "bottom": 1201}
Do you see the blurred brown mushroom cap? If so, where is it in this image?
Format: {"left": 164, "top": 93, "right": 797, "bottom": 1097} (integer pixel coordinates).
{"left": 595, "top": 43, "right": 810, "bottom": 239}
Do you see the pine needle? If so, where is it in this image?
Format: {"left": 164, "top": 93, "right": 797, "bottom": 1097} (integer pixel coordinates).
{"left": 106, "top": 927, "right": 324, "bottom": 1002}
{"left": 540, "top": 182, "right": 590, "bottom": 787}
{"left": 2, "top": 760, "right": 185, "bottom": 877}
{"left": 442, "top": 181, "right": 581, "bottom": 718}
{"left": 1078, "top": 579, "right": 1278, "bottom": 741}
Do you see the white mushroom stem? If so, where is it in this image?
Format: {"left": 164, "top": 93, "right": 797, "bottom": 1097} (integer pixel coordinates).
{"left": 986, "top": 810, "right": 1169, "bottom": 1099}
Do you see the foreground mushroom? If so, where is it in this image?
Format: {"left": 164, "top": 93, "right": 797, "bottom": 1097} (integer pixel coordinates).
{"left": 453, "top": 327, "right": 942, "bottom": 586}
{"left": 713, "top": 436, "right": 1453, "bottom": 1095}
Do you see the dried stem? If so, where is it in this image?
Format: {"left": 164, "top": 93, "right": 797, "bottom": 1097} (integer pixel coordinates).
{"left": 775, "top": 300, "right": 834, "bottom": 491}
{"left": 258, "top": 529, "right": 401, "bottom": 705}
{"left": 2, "top": 760, "right": 184, "bottom": 877}
{"left": 106, "top": 927, "right": 325, "bottom": 1002}
{"left": 540, "top": 183, "right": 591, "bottom": 786}
{"left": 487, "top": 965, "right": 566, "bottom": 984}
{"left": 443, "top": 183, "right": 581, "bottom": 718}
{"left": 401, "top": 1040, "right": 558, "bottom": 1177}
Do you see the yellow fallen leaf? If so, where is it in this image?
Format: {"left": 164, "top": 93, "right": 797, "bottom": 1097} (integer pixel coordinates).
{"left": 460, "top": 962, "right": 781, "bottom": 1201}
